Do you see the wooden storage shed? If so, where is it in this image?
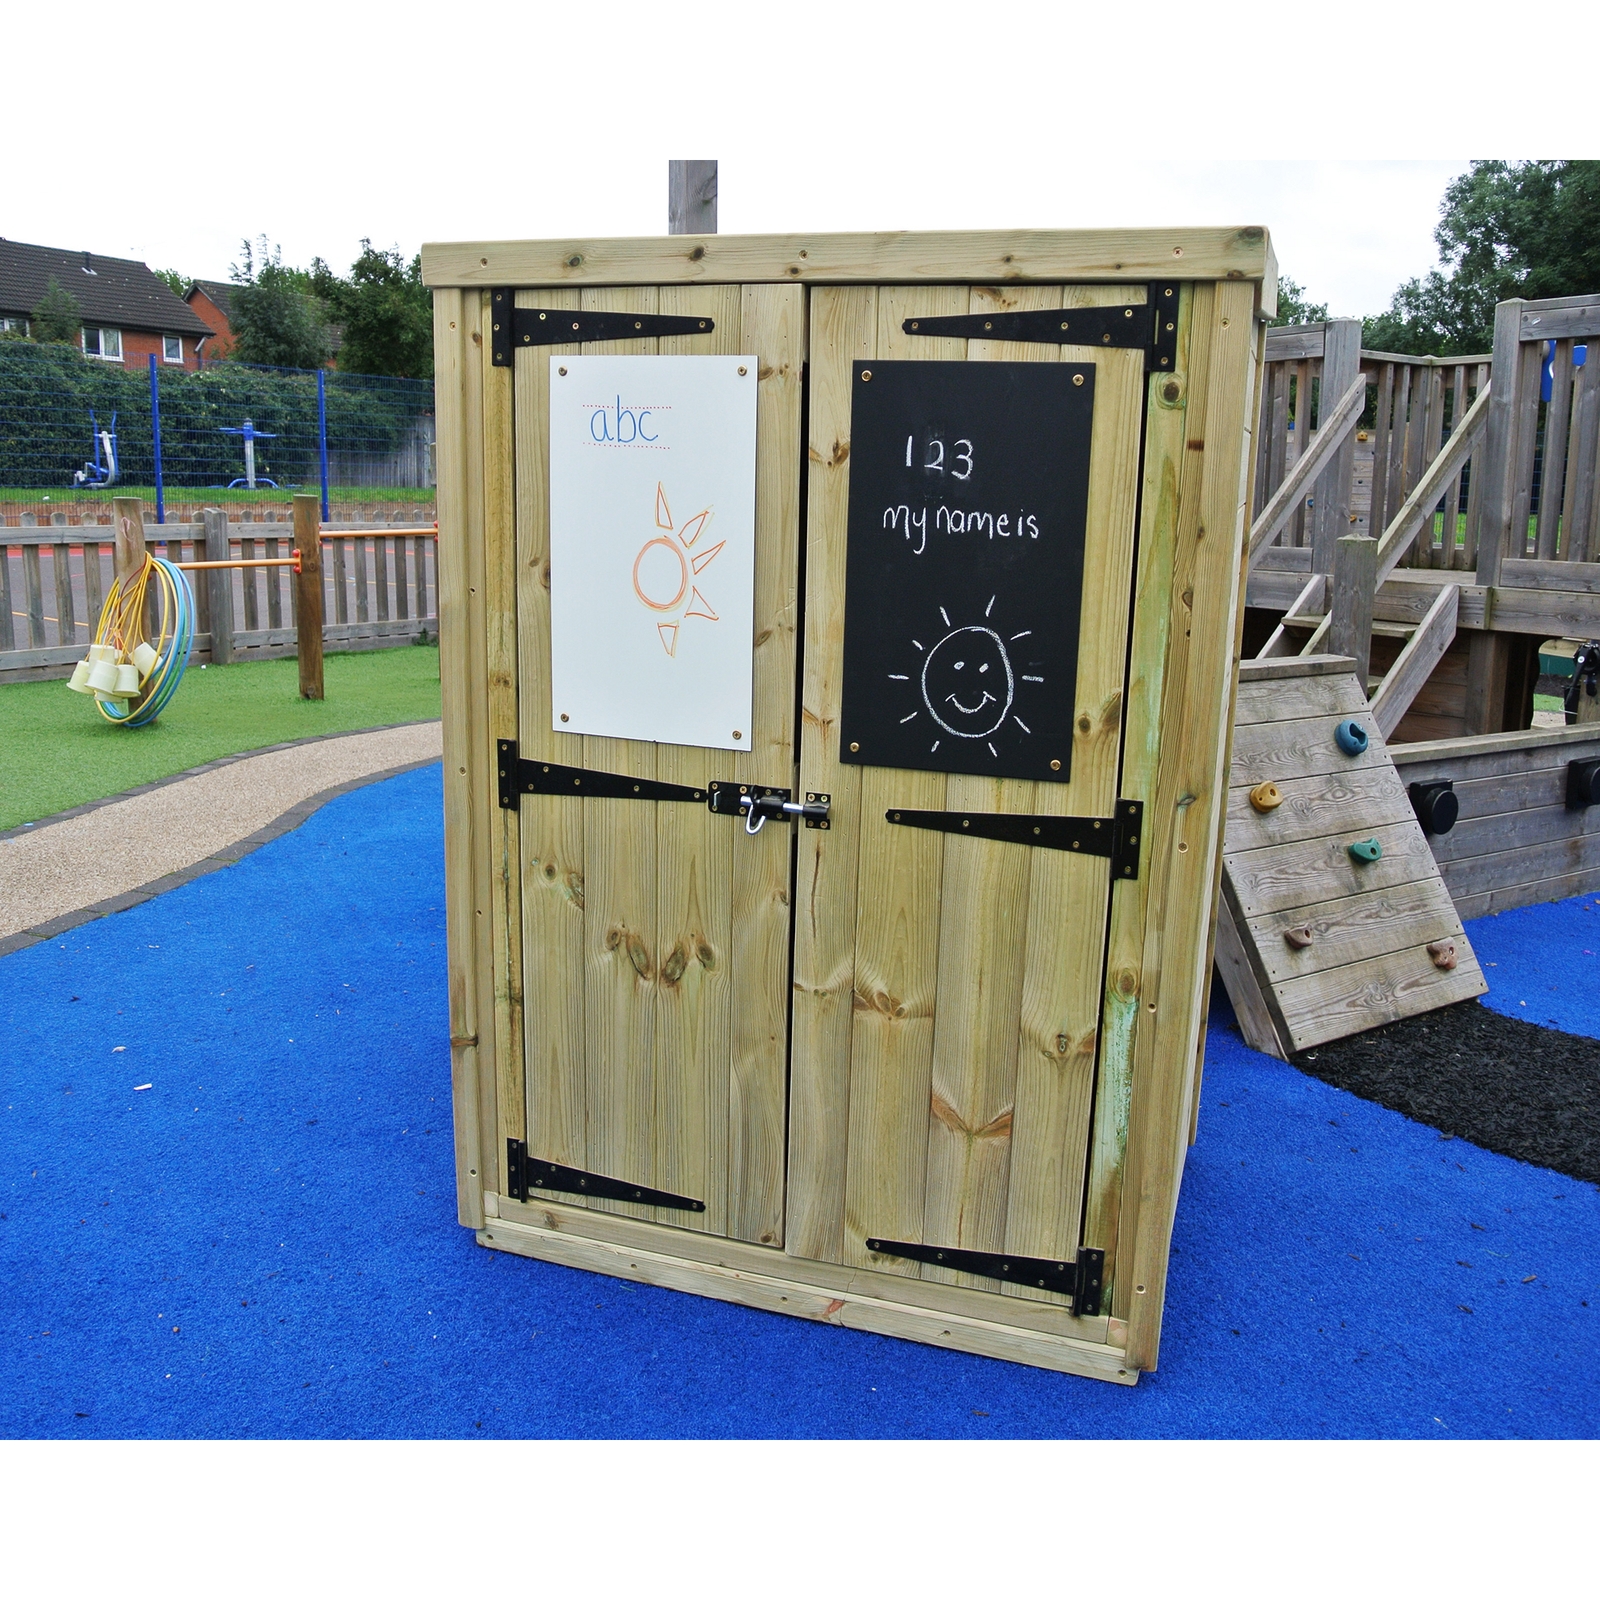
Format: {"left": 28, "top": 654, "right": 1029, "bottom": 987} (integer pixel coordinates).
{"left": 422, "top": 227, "right": 1275, "bottom": 1383}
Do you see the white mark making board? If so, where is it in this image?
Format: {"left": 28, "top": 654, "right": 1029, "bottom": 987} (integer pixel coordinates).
{"left": 548, "top": 354, "right": 759, "bottom": 750}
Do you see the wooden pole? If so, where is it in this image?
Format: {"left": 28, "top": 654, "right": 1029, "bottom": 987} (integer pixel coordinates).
{"left": 293, "top": 493, "right": 324, "bottom": 700}
{"left": 112, "top": 495, "right": 145, "bottom": 587}
{"left": 1310, "top": 319, "right": 1363, "bottom": 574}
{"left": 203, "top": 507, "right": 234, "bottom": 665}
{"left": 667, "top": 160, "right": 717, "bottom": 234}
{"left": 1329, "top": 534, "right": 1377, "bottom": 691}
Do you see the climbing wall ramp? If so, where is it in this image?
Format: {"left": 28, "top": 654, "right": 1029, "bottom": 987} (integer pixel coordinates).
{"left": 1216, "top": 655, "right": 1487, "bottom": 1059}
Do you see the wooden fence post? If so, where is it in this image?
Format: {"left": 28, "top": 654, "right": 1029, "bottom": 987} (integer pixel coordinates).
{"left": 667, "top": 159, "right": 717, "bottom": 234}
{"left": 293, "top": 493, "right": 324, "bottom": 700}
{"left": 112, "top": 495, "right": 145, "bottom": 587}
{"left": 1330, "top": 534, "right": 1377, "bottom": 690}
{"left": 203, "top": 507, "right": 234, "bottom": 665}
{"left": 1310, "top": 319, "right": 1363, "bottom": 573}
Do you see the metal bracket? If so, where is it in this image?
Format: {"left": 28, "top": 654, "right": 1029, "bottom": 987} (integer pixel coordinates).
{"left": 497, "top": 742, "right": 831, "bottom": 830}
{"left": 865, "top": 1238, "right": 1105, "bottom": 1316}
{"left": 902, "top": 283, "right": 1179, "bottom": 372}
{"left": 886, "top": 798, "right": 1142, "bottom": 879}
{"left": 506, "top": 1139, "right": 705, "bottom": 1212}
{"left": 497, "top": 742, "right": 705, "bottom": 809}
{"left": 490, "top": 292, "right": 716, "bottom": 367}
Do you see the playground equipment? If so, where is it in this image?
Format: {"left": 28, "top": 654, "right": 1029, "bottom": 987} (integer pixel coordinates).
{"left": 67, "top": 545, "right": 194, "bottom": 727}
{"left": 427, "top": 219, "right": 1273, "bottom": 1385}
{"left": 72, "top": 409, "right": 118, "bottom": 487}
{"left": 220, "top": 417, "right": 278, "bottom": 489}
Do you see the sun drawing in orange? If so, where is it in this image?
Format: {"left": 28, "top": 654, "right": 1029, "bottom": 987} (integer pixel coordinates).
{"left": 631, "top": 482, "right": 723, "bottom": 656}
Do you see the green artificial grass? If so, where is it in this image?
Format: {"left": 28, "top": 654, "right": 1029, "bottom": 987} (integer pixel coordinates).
{"left": 0, "top": 645, "right": 440, "bottom": 830}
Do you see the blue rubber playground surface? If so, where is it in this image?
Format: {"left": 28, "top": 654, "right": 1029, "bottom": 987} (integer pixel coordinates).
{"left": 1, "top": 762, "right": 1596, "bottom": 1438}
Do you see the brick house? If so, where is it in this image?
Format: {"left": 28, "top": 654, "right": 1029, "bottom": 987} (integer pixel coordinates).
{"left": 0, "top": 237, "right": 214, "bottom": 370}
{"left": 184, "top": 278, "right": 236, "bottom": 359}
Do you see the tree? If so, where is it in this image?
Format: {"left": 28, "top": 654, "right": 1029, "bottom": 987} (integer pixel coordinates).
{"left": 31, "top": 279, "right": 81, "bottom": 345}
{"left": 1365, "top": 161, "right": 1600, "bottom": 356}
{"left": 316, "top": 241, "right": 432, "bottom": 379}
{"left": 228, "top": 236, "right": 332, "bottom": 369}
{"left": 153, "top": 268, "right": 190, "bottom": 300}
{"left": 1271, "top": 275, "right": 1328, "bottom": 327}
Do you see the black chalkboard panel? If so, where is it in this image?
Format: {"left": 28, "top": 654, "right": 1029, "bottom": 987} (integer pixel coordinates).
{"left": 838, "top": 360, "right": 1096, "bottom": 784}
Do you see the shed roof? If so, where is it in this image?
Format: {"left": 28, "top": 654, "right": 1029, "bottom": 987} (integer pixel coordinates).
{"left": 0, "top": 238, "right": 213, "bottom": 337}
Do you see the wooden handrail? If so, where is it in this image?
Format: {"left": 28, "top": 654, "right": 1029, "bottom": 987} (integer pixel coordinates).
{"left": 1372, "top": 382, "right": 1491, "bottom": 587}
{"left": 1247, "top": 372, "right": 1370, "bottom": 566}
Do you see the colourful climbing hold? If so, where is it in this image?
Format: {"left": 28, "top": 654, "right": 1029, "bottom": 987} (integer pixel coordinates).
{"left": 1334, "top": 719, "right": 1369, "bottom": 756}
{"left": 1249, "top": 781, "right": 1283, "bottom": 813}
{"left": 1347, "top": 838, "right": 1382, "bottom": 863}
{"left": 1283, "top": 925, "right": 1314, "bottom": 949}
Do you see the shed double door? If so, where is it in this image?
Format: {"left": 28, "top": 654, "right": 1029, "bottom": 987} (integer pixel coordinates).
{"left": 508, "top": 281, "right": 1148, "bottom": 1290}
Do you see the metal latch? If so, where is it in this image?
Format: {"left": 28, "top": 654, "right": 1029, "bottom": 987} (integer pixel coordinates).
{"left": 708, "top": 782, "right": 832, "bottom": 834}
{"left": 864, "top": 1238, "right": 1106, "bottom": 1317}
{"left": 497, "top": 742, "right": 831, "bottom": 831}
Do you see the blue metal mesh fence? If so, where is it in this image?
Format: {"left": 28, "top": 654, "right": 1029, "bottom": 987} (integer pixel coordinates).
{"left": 0, "top": 343, "right": 433, "bottom": 509}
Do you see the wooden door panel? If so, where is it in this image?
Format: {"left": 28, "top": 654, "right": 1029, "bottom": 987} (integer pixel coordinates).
{"left": 791, "top": 283, "right": 1149, "bottom": 1303}
{"left": 510, "top": 283, "right": 804, "bottom": 1244}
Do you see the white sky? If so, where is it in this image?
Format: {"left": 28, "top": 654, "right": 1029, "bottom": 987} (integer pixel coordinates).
{"left": 7, "top": 1, "right": 1597, "bottom": 319}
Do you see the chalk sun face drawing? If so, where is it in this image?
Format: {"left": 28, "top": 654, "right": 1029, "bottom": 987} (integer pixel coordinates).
{"left": 632, "top": 481, "right": 723, "bottom": 656}
{"left": 889, "top": 597, "right": 1045, "bottom": 759}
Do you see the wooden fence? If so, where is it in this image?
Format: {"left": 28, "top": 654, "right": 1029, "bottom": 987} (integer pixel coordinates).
{"left": 0, "top": 521, "right": 438, "bottom": 684}
{"left": 1253, "top": 320, "right": 1491, "bottom": 572}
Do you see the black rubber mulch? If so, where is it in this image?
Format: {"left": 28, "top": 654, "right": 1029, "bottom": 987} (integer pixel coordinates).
{"left": 1292, "top": 1001, "right": 1600, "bottom": 1188}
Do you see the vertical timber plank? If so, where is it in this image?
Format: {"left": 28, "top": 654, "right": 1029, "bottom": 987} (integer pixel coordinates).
{"left": 788, "top": 284, "right": 876, "bottom": 1265}
{"left": 726, "top": 282, "right": 805, "bottom": 1246}
{"left": 839, "top": 286, "right": 961, "bottom": 1277}
{"left": 919, "top": 282, "right": 1058, "bottom": 1294}
{"left": 652, "top": 282, "right": 744, "bottom": 1236}
{"left": 514, "top": 289, "right": 589, "bottom": 1181}
{"left": 999, "top": 288, "right": 1147, "bottom": 1304}
{"left": 580, "top": 286, "right": 663, "bottom": 1218}
{"left": 482, "top": 291, "right": 523, "bottom": 1201}
{"left": 435, "top": 286, "right": 487, "bottom": 1228}
{"left": 1121, "top": 281, "right": 1258, "bottom": 1370}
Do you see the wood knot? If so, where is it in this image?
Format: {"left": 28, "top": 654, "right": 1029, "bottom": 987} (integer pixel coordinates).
{"left": 696, "top": 938, "right": 715, "bottom": 968}
{"left": 626, "top": 933, "right": 653, "bottom": 980}
{"left": 690, "top": 245, "right": 706, "bottom": 261}
{"left": 1427, "top": 939, "right": 1458, "bottom": 971}
{"left": 1283, "top": 925, "right": 1314, "bottom": 950}
{"left": 1249, "top": 781, "right": 1283, "bottom": 813}
{"left": 660, "top": 942, "right": 689, "bottom": 987}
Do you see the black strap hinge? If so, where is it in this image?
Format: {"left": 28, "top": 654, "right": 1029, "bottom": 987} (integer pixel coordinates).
{"left": 865, "top": 1238, "right": 1105, "bottom": 1317}
{"left": 886, "top": 798, "right": 1142, "bottom": 879}
{"left": 506, "top": 1139, "right": 705, "bottom": 1212}
{"left": 497, "top": 741, "right": 831, "bottom": 829}
{"left": 490, "top": 292, "right": 716, "bottom": 367}
{"left": 903, "top": 282, "right": 1179, "bottom": 371}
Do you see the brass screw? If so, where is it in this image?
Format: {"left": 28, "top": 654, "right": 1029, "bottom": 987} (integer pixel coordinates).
{"left": 559, "top": 713, "right": 569, "bottom": 722}
{"left": 737, "top": 365, "right": 747, "bottom": 376}
{"left": 1073, "top": 374, "right": 1084, "bottom": 386}
{"left": 860, "top": 370, "right": 871, "bottom": 382}
{"left": 558, "top": 366, "right": 567, "bottom": 376}
{"left": 1060, "top": 321, "right": 1069, "bottom": 330}
{"left": 850, "top": 741, "right": 860, "bottom": 752}
{"left": 1125, "top": 308, "right": 1134, "bottom": 318}
{"left": 733, "top": 731, "right": 742, "bottom": 740}
{"left": 1050, "top": 759, "right": 1061, "bottom": 771}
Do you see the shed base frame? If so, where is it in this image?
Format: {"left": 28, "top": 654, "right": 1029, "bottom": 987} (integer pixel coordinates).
{"left": 477, "top": 1196, "right": 1139, "bottom": 1385}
